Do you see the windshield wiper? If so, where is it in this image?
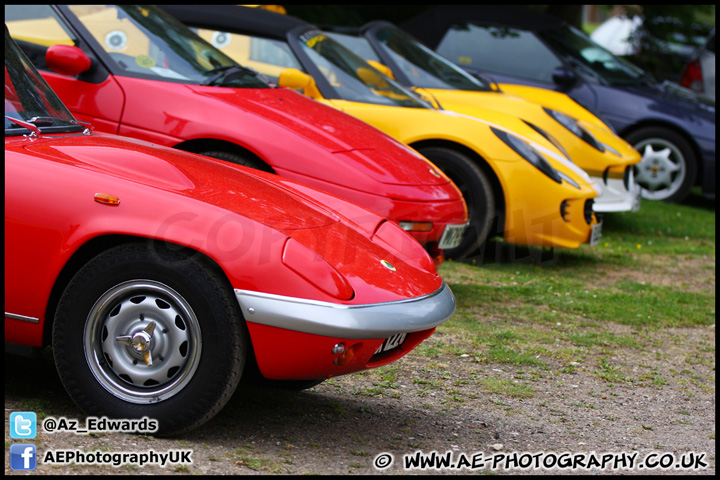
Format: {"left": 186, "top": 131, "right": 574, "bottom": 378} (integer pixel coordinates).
{"left": 5, "top": 115, "right": 42, "bottom": 136}
{"left": 5, "top": 115, "right": 91, "bottom": 136}
{"left": 27, "top": 116, "right": 60, "bottom": 126}
{"left": 201, "top": 65, "right": 257, "bottom": 86}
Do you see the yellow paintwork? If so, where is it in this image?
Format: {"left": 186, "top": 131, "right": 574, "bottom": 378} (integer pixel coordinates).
{"left": 12, "top": 8, "right": 599, "bottom": 250}
{"left": 241, "top": 5, "right": 287, "bottom": 14}
{"left": 235, "top": 5, "right": 638, "bottom": 191}
{"left": 192, "top": 27, "right": 599, "bottom": 249}
{"left": 321, "top": 99, "right": 598, "bottom": 249}
{"left": 422, "top": 86, "right": 641, "bottom": 180}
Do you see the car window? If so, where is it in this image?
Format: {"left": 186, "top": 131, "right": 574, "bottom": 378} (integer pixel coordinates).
{"left": 541, "top": 25, "right": 646, "bottom": 85}
{"left": 297, "top": 32, "right": 428, "bottom": 107}
{"left": 325, "top": 32, "right": 381, "bottom": 64}
{"left": 436, "top": 23, "right": 563, "bottom": 83}
{"left": 372, "top": 24, "right": 490, "bottom": 91}
{"left": 65, "top": 5, "right": 237, "bottom": 83}
{"left": 5, "top": 5, "right": 78, "bottom": 70}
{"left": 292, "top": 31, "right": 428, "bottom": 108}
{"left": 192, "top": 29, "right": 303, "bottom": 84}
{"left": 5, "top": 28, "right": 82, "bottom": 135}
{"left": 8, "top": 5, "right": 271, "bottom": 88}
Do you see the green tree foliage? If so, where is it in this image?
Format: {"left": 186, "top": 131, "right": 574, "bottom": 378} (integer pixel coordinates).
{"left": 620, "top": 5, "right": 715, "bottom": 82}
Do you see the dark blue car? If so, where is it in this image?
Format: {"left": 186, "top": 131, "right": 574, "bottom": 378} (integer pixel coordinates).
{"left": 404, "top": 6, "right": 715, "bottom": 203}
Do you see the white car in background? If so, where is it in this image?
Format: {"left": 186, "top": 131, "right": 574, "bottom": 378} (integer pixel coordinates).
{"left": 590, "top": 15, "right": 643, "bottom": 56}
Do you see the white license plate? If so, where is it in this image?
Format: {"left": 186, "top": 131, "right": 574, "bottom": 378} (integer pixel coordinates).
{"left": 590, "top": 221, "right": 602, "bottom": 247}
{"left": 438, "top": 222, "right": 469, "bottom": 249}
{"left": 374, "top": 332, "right": 407, "bottom": 354}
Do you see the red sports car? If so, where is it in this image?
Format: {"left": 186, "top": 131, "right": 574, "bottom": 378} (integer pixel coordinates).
{"left": 5, "top": 28, "right": 455, "bottom": 435}
{"left": 5, "top": 5, "right": 468, "bottom": 264}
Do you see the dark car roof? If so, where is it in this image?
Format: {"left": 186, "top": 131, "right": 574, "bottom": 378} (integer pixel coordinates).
{"left": 402, "top": 5, "right": 565, "bottom": 49}
{"left": 160, "top": 5, "right": 314, "bottom": 39}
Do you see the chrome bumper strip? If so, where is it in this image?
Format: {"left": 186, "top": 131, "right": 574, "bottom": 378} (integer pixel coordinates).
{"left": 5, "top": 312, "right": 40, "bottom": 324}
{"left": 235, "top": 282, "right": 455, "bottom": 339}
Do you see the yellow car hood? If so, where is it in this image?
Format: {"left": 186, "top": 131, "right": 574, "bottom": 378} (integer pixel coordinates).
{"left": 325, "top": 98, "right": 600, "bottom": 198}
{"left": 423, "top": 87, "right": 641, "bottom": 175}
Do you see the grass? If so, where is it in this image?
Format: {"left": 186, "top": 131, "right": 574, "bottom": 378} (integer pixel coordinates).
{"left": 479, "top": 378, "right": 535, "bottom": 398}
{"left": 431, "top": 189, "right": 715, "bottom": 390}
{"left": 367, "top": 192, "right": 708, "bottom": 402}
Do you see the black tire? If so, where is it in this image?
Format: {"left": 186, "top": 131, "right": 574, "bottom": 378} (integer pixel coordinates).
{"left": 418, "top": 146, "right": 495, "bottom": 260}
{"left": 52, "top": 243, "right": 247, "bottom": 436}
{"left": 199, "top": 150, "right": 271, "bottom": 173}
{"left": 626, "top": 127, "right": 696, "bottom": 203}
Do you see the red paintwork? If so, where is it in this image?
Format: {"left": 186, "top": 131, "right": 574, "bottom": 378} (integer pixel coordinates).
{"left": 45, "top": 44, "right": 91, "bottom": 76}
{"left": 5, "top": 132, "right": 442, "bottom": 381}
{"left": 39, "top": 66, "right": 467, "bottom": 250}
{"left": 247, "top": 322, "right": 435, "bottom": 380}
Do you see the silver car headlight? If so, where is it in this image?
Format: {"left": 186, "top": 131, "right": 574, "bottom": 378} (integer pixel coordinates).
{"left": 523, "top": 120, "right": 573, "bottom": 162}
{"left": 557, "top": 171, "right": 580, "bottom": 189}
{"left": 491, "top": 127, "right": 561, "bottom": 184}
{"left": 600, "top": 141, "right": 621, "bottom": 157}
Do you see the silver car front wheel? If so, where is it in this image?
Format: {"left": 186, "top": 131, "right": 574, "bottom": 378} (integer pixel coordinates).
{"left": 83, "top": 280, "right": 202, "bottom": 404}
{"left": 53, "top": 243, "right": 247, "bottom": 435}
{"left": 628, "top": 127, "right": 696, "bottom": 202}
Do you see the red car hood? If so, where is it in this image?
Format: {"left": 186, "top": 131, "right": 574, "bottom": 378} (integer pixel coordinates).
{"left": 16, "top": 133, "right": 346, "bottom": 232}
{"left": 185, "top": 85, "right": 448, "bottom": 186}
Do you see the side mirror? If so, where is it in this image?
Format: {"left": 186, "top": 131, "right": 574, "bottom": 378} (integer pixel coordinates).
{"left": 46, "top": 44, "right": 91, "bottom": 76}
{"left": 551, "top": 66, "right": 577, "bottom": 87}
{"left": 366, "top": 60, "right": 395, "bottom": 80}
{"left": 277, "top": 67, "right": 322, "bottom": 99}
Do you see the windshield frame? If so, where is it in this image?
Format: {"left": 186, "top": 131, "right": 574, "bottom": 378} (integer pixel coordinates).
{"left": 54, "top": 4, "right": 271, "bottom": 88}
{"left": 285, "top": 25, "right": 432, "bottom": 109}
{"left": 363, "top": 22, "right": 493, "bottom": 92}
{"left": 5, "top": 28, "right": 85, "bottom": 136}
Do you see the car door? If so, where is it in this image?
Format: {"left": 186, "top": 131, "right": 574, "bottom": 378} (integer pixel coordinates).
{"left": 5, "top": 4, "right": 125, "bottom": 134}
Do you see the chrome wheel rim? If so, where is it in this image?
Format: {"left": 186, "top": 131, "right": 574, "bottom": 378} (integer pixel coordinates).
{"left": 83, "top": 280, "right": 202, "bottom": 404}
{"left": 633, "top": 137, "right": 686, "bottom": 201}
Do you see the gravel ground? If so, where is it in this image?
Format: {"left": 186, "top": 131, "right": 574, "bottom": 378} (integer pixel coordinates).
{"left": 5, "top": 252, "right": 715, "bottom": 476}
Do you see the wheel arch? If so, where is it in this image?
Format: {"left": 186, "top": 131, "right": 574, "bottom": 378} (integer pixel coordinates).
{"left": 43, "top": 235, "right": 236, "bottom": 347}
{"left": 410, "top": 139, "right": 506, "bottom": 234}
{"left": 173, "top": 138, "right": 275, "bottom": 174}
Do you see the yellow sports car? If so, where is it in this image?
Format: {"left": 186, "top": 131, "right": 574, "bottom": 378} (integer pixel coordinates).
{"left": 163, "top": 5, "right": 603, "bottom": 259}
{"left": 321, "top": 21, "right": 643, "bottom": 215}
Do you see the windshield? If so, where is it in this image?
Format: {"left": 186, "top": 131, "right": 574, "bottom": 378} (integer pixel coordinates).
{"left": 5, "top": 29, "right": 81, "bottom": 135}
{"left": 295, "top": 31, "right": 429, "bottom": 108}
{"left": 63, "top": 5, "right": 270, "bottom": 87}
{"left": 541, "top": 25, "right": 647, "bottom": 85}
{"left": 371, "top": 25, "right": 492, "bottom": 92}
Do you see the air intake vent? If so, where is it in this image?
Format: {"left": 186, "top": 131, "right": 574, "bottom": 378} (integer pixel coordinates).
{"left": 584, "top": 199, "right": 595, "bottom": 225}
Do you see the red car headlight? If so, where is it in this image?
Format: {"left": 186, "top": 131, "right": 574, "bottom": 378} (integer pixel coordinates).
{"left": 282, "top": 238, "right": 354, "bottom": 300}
